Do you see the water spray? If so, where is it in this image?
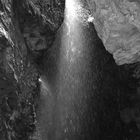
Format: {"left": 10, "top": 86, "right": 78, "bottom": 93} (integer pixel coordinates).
{"left": 65, "top": 0, "right": 94, "bottom": 24}
{"left": 39, "top": 76, "right": 50, "bottom": 96}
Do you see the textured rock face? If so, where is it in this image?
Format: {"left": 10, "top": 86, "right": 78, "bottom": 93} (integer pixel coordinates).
{"left": 87, "top": 0, "right": 140, "bottom": 65}
{"left": 0, "top": 0, "right": 65, "bottom": 140}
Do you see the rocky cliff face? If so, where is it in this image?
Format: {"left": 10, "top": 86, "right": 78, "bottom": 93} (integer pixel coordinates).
{"left": 0, "top": 0, "right": 65, "bottom": 140}
{"left": 87, "top": 0, "right": 140, "bottom": 65}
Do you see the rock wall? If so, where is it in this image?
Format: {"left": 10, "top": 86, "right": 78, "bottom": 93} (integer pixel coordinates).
{"left": 0, "top": 0, "right": 65, "bottom": 140}
{"left": 87, "top": 0, "right": 140, "bottom": 65}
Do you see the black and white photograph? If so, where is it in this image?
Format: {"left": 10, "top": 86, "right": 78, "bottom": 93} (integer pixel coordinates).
{"left": 0, "top": 0, "right": 140, "bottom": 140}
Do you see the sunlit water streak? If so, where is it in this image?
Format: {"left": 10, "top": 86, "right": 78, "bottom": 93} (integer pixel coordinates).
{"left": 65, "top": 0, "right": 94, "bottom": 25}
{"left": 39, "top": 76, "right": 50, "bottom": 96}
{"left": 64, "top": 0, "right": 94, "bottom": 63}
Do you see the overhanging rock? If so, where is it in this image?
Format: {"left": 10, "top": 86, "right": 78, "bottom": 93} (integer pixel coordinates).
{"left": 87, "top": 0, "right": 140, "bottom": 65}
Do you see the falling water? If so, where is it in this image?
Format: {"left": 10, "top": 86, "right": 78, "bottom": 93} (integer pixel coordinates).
{"left": 53, "top": 1, "right": 98, "bottom": 139}
{"left": 38, "top": 0, "right": 107, "bottom": 140}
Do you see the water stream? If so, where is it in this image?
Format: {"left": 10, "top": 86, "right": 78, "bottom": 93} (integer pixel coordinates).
{"left": 37, "top": 0, "right": 117, "bottom": 140}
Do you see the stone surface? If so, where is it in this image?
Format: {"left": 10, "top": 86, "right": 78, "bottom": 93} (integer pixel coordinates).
{"left": 0, "top": 0, "right": 65, "bottom": 140}
{"left": 87, "top": 0, "right": 140, "bottom": 65}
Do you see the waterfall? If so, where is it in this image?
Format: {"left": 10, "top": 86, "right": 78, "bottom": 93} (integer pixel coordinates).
{"left": 38, "top": 0, "right": 107, "bottom": 140}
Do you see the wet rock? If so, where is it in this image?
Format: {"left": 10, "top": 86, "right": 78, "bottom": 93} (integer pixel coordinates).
{"left": 87, "top": 0, "right": 140, "bottom": 65}
{"left": 0, "top": 0, "right": 65, "bottom": 140}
